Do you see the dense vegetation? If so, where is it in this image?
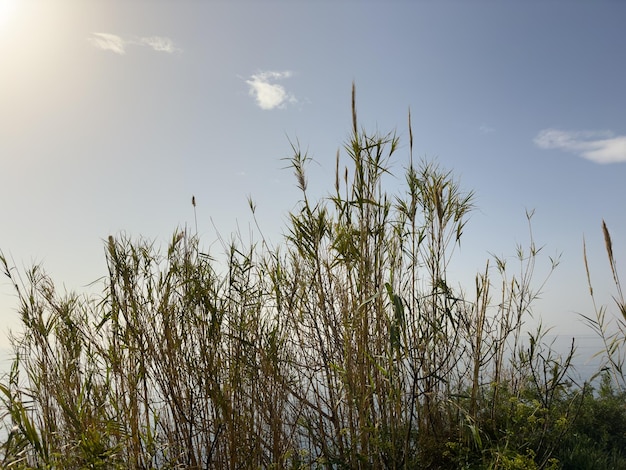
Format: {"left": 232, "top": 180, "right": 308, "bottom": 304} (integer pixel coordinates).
{"left": 1, "top": 88, "right": 625, "bottom": 469}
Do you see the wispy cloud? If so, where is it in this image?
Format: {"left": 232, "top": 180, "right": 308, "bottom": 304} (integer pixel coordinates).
{"left": 139, "top": 36, "right": 177, "bottom": 53}
{"left": 534, "top": 128, "right": 626, "bottom": 164}
{"left": 479, "top": 124, "right": 495, "bottom": 134}
{"left": 88, "top": 33, "right": 180, "bottom": 55}
{"left": 89, "top": 33, "right": 126, "bottom": 55}
{"left": 245, "top": 71, "right": 297, "bottom": 110}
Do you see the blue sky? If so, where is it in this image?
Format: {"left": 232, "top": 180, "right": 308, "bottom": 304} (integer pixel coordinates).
{"left": 1, "top": 1, "right": 625, "bottom": 349}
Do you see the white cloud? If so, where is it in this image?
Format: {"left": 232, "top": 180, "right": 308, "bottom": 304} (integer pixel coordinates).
{"left": 479, "top": 124, "right": 495, "bottom": 134}
{"left": 139, "top": 36, "right": 178, "bottom": 53}
{"left": 88, "top": 33, "right": 179, "bottom": 54}
{"left": 245, "top": 71, "right": 297, "bottom": 110}
{"left": 534, "top": 129, "right": 626, "bottom": 164}
{"left": 88, "top": 33, "right": 126, "bottom": 55}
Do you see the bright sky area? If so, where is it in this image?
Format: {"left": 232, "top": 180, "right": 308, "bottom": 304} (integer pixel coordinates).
{"left": 1, "top": 1, "right": 625, "bottom": 350}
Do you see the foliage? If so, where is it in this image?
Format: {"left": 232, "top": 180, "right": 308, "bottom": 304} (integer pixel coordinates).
{"left": 0, "top": 85, "right": 624, "bottom": 469}
{"left": 556, "top": 373, "right": 626, "bottom": 469}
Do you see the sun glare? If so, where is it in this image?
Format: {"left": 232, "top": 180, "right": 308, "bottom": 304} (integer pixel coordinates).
{"left": 0, "top": 0, "right": 17, "bottom": 29}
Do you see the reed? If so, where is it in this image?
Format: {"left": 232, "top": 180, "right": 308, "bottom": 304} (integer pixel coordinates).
{"left": 581, "top": 220, "right": 626, "bottom": 388}
{"left": 0, "top": 86, "right": 612, "bottom": 469}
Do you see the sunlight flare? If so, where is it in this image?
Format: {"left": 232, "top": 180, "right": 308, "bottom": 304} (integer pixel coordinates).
{"left": 0, "top": 0, "right": 18, "bottom": 29}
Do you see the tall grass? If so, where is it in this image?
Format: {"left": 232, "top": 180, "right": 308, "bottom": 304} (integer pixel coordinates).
{"left": 582, "top": 220, "right": 626, "bottom": 388}
{"left": 0, "top": 85, "right": 605, "bottom": 468}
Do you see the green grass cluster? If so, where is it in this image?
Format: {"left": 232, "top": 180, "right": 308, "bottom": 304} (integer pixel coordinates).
{"left": 1, "top": 87, "right": 625, "bottom": 469}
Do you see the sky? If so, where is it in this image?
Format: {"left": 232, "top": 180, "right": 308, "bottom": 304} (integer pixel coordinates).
{"left": 1, "top": 0, "right": 625, "bottom": 350}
